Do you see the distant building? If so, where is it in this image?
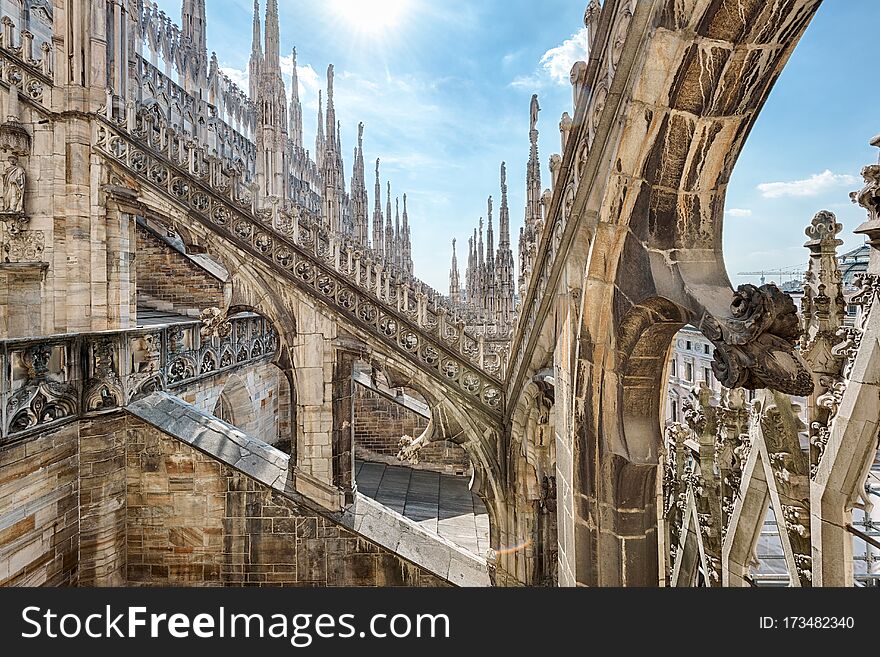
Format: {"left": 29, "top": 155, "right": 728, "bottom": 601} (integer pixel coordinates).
{"left": 666, "top": 325, "right": 722, "bottom": 423}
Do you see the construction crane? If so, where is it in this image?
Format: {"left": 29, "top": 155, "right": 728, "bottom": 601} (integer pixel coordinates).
{"left": 736, "top": 267, "right": 805, "bottom": 285}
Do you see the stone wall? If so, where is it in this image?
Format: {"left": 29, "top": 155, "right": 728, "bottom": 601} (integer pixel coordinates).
{"left": 125, "top": 416, "right": 448, "bottom": 586}
{"left": 135, "top": 224, "right": 224, "bottom": 314}
{"left": 354, "top": 384, "right": 470, "bottom": 475}
{"left": 178, "top": 361, "right": 289, "bottom": 448}
{"left": 78, "top": 416, "right": 128, "bottom": 586}
{"left": 0, "top": 425, "right": 79, "bottom": 586}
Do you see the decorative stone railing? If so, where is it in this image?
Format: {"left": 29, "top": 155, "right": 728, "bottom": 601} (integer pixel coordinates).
{"left": 94, "top": 116, "right": 505, "bottom": 417}
{"left": 135, "top": 56, "right": 257, "bottom": 171}
{"left": 504, "top": 0, "right": 635, "bottom": 418}
{"left": 0, "top": 14, "right": 53, "bottom": 111}
{"left": 0, "top": 313, "right": 277, "bottom": 445}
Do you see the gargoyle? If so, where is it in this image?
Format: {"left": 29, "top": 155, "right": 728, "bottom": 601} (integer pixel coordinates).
{"left": 700, "top": 284, "right": 814, "bottom": 396}
{"left": 396, "top": 419, "right": 435, "bottom": 465}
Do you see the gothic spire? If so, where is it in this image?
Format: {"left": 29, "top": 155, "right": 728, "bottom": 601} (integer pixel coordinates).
{"left": 336, "top": 119, "right": 343, "bottom": 170}
{"left": 478, "top": 217, "right": 484, "bottom": 271}
{"left": 248, "top": 0, "right": 262, "bottom": 100}
{"left": 264, "top": 0, "right": 280, "bottom": 72}
{"left": 486, "top": 195, "right": 495, "bottom": 270}
{"left": 499, "top": 162, "right": 510, "bottom": 248}
{"left": 181, "top": 0, "right": 208, "bottom": 93}
{"left": 326, "top": 64, "right": 337, "bottom": 150}
{"left": 449, "top": 238, "right": 461, "bottom": 304}
{"left": 315, "top": 89, "right": 324, "bottom": 169}
{"left": 288, "top": 47, "right": 303, "bottom": 147}
{"left": 351, "top": 122, "right": 368, "bottom": 245}
{"left": 181, "top": 0, "right": 207, "bottom": 55}
{"left": 470, "top": 228, "right": 477, "bottom": 303}
{"left": 496, "top": 161, "right": 516, "bottom": 326}
{"left": 394, "top": 197, "right": 401, "bottom": 268}
{"left": 402, "top": 193, "right": 412, "bottom": 275}
{"left": 521, "top": 93, "right": 543, "bottom": 292}
{"left": 373, "top": 158, "right": 384, "bottom": 257}
{"left": 318, "top": 65, "right": 345, "bottom": 232}
{"left": 384, "top": 181, "right": 394, "bottom": 260}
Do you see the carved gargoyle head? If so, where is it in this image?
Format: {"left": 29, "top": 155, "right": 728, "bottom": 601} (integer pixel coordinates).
{"left": 701, "top": 284, "right": 813, "bottom": 396}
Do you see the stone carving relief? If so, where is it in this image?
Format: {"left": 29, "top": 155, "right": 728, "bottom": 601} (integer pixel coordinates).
{"left": 700, "top": 284, "right": 814, "bottom": 396}
{"left": 851, "top": 162, "right": 880, "bottom": 220}
{"left": 0, "top": 82, "right": 42, "bottom": 263}
{"left": 199, "top": 306, "right": 232, "bottom": 339}
{"left": 3, "top": 227, "right": 43, "bottom": 262}
{"left": 127, "top": 333, "right": 165, "bottom": 400}
{"left": 83, "top": 338, "right": 125, "bottom": 411}
{"left": 5, "top": 344, "right": 77, "bottom": 436}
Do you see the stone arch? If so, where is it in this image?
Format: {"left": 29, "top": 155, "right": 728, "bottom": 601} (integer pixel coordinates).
{"left": 381, "top": 363, "right": 506, "bottom": 558}
{"left": 570, "top": 289, "right": 689, "bottom": 587}
{"left": 555, "top": 0, "right": 823, "bottom": 588}
{"left": 506, "top": 378, "right": 558, "bottom": 585}
{"left": 616, "top": 297, "right": 689, "bottom": 464}
{"left": 352, "top": 368, "right": 470, "bottom": 475}
{"left": 212, "top": 372, "right": 252, "bottom": 431}
{"left": 221, "top": 264, "right": 303, "bottom": 460}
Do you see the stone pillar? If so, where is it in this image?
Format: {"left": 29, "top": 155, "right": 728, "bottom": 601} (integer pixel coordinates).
{"left": 332, "top": 336, "right": 367, "bottom": 506}
{"left": 103, "top": 189, "right": 139, "bottom": 330}
{"left": 52, "top": 0, "right": 113, "bottom": 333}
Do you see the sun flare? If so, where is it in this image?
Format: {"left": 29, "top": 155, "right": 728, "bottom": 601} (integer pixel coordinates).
{"left": 330, "top": 0, "right": 411, "bottom": 36}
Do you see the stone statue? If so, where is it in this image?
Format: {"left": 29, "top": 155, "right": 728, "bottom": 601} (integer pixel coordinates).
{"left": 530, "top": 94, "right": 540, "bottom": 132}
{"left": 0, "top": 154, "right": 25, "bottom": 214}
{"left": 700, "top": 284, "right": 814, "bottom": 396}
{"left": 199, "top": 307, "right": 232, "bottom": 339}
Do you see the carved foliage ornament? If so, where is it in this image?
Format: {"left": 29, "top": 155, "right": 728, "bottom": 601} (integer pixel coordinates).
{"left": 701, "top": 284, "right": 814, "bottom": 396}
{"left": 851, "top": 163, "right": 880, "bottom": 220}
{"left": 5, "top": 345, "right": 77, "bottom": 435}
{"left": 199, "top": 307, "right": 232, "bottom": 339}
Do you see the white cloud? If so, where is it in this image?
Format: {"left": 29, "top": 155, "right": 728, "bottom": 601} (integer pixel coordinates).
{"left": 220, "top": 61, "right": 321, "bottom": 103}
{"left": 757, "top": 169, "right": 857, "bottom": 198}
{"left": 510, "top": 74, "right": 542, "bottom": 90}
{"left": 725, "top": 208, "right": 753, "bottom": 217}
{"left": 502, "top": 51, "right": 520, "bottom": 67}
{"left": 509, "top": 27, "right": 588, "bottom": 90}
{"left": 539, "top": 27, "right": 588, "bottom": 84}
{"left": 220, "top": 66, "right": 248, "bottom": 92}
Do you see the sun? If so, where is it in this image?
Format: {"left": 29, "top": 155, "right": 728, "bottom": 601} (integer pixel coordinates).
{"left": 330, "top": 0, "right": 411, "bottom": 36}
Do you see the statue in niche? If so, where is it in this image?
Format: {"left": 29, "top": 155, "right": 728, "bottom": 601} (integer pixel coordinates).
{"left": 0, "top": 154, "right": 25, "bottom": 215}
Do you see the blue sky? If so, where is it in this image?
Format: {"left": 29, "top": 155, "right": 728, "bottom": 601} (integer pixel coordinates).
{"left": 153, "top": 0, "right": 879, "bottom": 292}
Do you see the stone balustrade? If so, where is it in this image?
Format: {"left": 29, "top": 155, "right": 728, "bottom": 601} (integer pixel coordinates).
{"left": 0, "top": 313, "right": 277, "bottom": 444}
{"left": 0, "top": 14, "right": 52, "bottom": 112}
